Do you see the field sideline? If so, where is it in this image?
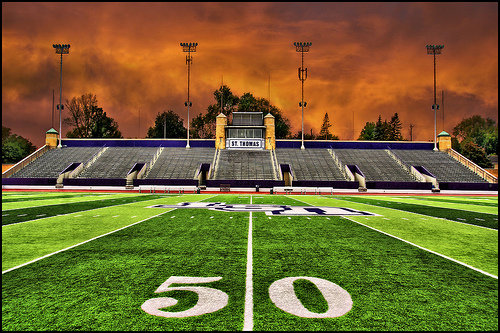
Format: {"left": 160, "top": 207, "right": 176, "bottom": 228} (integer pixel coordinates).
{"left": 2, "top": 191, "right": 498, "bottom": 331}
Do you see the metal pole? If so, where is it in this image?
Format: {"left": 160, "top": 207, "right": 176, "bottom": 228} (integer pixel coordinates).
{"left": 433, "top": 51, "right": 437, "bottom": 151}
{"left": 301, "top": 49, "right": 305, "bottom": 150}
{"left": 164, "top": 114, "right": 166, "bottom": 139}
{"left": 58, "top": 53, "right": 63, "bottom": 148}
{"left": 186, "top": 49, "right": 191, "bottom": 149}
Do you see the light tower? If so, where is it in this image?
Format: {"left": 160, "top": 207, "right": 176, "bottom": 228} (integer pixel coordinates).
{"left": 180, "top": 42, "right": 198, "bottom": 149}
{"left": 294, "top": 42, "right": 311, "bottom": 150}
{"left": 426, "top": 44, "right": 444, "bottom": 151}
{"left": 52, "top": 43, "right": 70, "bottom": 148}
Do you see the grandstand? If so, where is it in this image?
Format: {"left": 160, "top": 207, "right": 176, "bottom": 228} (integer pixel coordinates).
{"left": 332, "top": 149, "right": 417, "bottom": 182}
{"left": 78, "top": 147, "right": 158, "bottom": 179}
{"left": 8, "top": 147, "right": 102, "bottom": 178}
{"left": 393, "top": 149, "right": 488, "bottom": 183}
{"left": 213, "top": 150, "right": 275, "bottom": 180}
{"left": 145, "top": 148, "right": 215, "bottom": 179}
{"left": 2, "top": 136, "right": 497, "bottom": 191}
{"left": 275, "top": 148, "right": 346, "bottom": 181}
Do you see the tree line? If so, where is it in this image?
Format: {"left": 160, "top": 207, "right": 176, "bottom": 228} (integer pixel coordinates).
{"left": 2, "top": 87, "right": 497, "bottom": 169}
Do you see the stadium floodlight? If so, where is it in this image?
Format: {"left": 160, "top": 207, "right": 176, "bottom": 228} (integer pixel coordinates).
{"left": 294, "top": 42, "right": 312, "bottom": 150}
{"left": 53, "top": 44, "right": 70, "bottom": 148}
{"left": 180, "top": 42, "right": 198, "bottom": 149}
{"left": 426, "top": 44, "right": 444, "bottom": 151}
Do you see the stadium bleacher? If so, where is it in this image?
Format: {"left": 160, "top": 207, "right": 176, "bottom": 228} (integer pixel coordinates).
{"left": 145, "top": 148, "right": 215, "bottom": 179}
{"left": 213, "top": 150, "right": 275, "bottom": 180}
{"left": 3, "top": 139, "right": 495, "bottom": 190}
{"left": 78, "top": 147, "right": 158, "bottom": 179}
{"left": 275, "top": 148, "right": 346, "bottom": 181}
{"left": 10, "top": 147, "right": 102, "bottom": 178}
{"left": 393, "top": 149, "right": 488, "bottom": 183}
{"left": 332, "top": 149, "right": 417, "bottom": 182}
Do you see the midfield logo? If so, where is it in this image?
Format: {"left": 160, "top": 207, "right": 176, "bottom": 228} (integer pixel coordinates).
{"left": 148, "top": 202, "right": 378, "bottom": 216}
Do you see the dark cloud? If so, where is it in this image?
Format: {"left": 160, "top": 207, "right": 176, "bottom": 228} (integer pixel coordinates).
{"left": 2, "top": 2, "right": 497, "bottom": 147}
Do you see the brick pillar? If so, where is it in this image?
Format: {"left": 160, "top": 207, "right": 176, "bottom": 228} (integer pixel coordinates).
{"left": 437, "top": 131, "right": 451, "bottom": 151}
{"left": 215, "top": 113, "right": 227, "bottom": 149}
{"left": 45, "top": 128, "right": 59, "bottom": 148}
{"left": 264, "top": 113, "right": 276, "bottom": 150}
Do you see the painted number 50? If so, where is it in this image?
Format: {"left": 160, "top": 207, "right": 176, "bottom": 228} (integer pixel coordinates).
{"left": 141, "top": 276, "right": 352, "bottom": 318}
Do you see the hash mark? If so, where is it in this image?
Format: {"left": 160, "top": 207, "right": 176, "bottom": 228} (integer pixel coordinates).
{"left": 475, "top": 218, "right": 484, "bottom": 221}
{"left": 36, "top": 214, "right": 46, "bottom": 217}
{"left": 18, "top": 214, "right": 27, "bottom": 216}
{"left": 112, "top": 215, "right": 119, "bottom": 217}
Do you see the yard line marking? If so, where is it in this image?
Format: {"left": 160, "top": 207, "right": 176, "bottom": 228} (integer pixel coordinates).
{"left": 243, "top": 196, "right": 253, "bottom": 331}
{"left": 131, "top": 216, "right": 137, "bottom": 218}
{"left": 2, "top": 214, "right": 9, "bottom": 216}
{"left": 2, "top": 209, "right": 175, "bottom": 275}
{"left": 2, "top": 195, "right": 169, "bottom": 228}
{"left": 17, "top": 214, "right": 27, "bottom": 217}
{"left": 112, "top": 215, "right": 119, "bottom": 218}
{"left": 335, "top": 197, "right": 498, "bottom": 231}
{"left": 342, "top": 216, "right": 498, "bottom": 280}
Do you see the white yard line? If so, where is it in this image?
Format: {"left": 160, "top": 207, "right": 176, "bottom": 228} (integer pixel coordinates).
{"left": 2, "top": 209, "right": 174, "bottom": 275}
{"left": 2, "top": 195, "right": 177, "bottom": 228}
{"left": 243, "top": 195, "right": 253, "bottom": 331}
{"left": 339, "top": 197, "right": 498, "bottom": 231}
{"left": 342, "top": 216, "right": 498, "bottom": 280}
{"left": 3, "top": 194, "right": 217, "bottom": 275}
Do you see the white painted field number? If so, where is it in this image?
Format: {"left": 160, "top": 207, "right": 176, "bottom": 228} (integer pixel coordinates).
{"left": 269, "top": 276, "right": 352, "bottom": 318}
{"left": 141, "top": 276, "right": 352, "bottom": 319}
{"left": 141, "top": 276, "right": 228, "bottom": 318}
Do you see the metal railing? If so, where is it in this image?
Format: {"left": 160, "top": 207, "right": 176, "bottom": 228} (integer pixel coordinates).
{"left": 447, "top": 148, "right": 498, "bottom": 183}
{"left": 2, "top": 145, "right": 50, "bottom": 178}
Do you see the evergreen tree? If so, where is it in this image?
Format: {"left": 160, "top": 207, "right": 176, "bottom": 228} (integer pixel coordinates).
{"left": 358, "top": 122, "right": 376, "bottom": 140}
{"left": 318, "top": 113, "right": 332, "bottom": 140}
{"left": 388, "top": 112, "right": 403, "bottom": 141}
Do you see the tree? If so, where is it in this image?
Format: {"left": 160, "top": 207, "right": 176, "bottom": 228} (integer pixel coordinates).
{"left": 373, "top": 115, "right": 390, "bottom": 141}
{"left": 459, "top": 139, "right": 493, "bottom": 168}
{"left": 147, "top": 110, "right": 187, "bottom": 138}
{"left": 191, "top": 86, "right": 292, "bottom": 139}
{"left": 2, "top": 126, "right": 36, "bottom": 164}
{"left": 64, "top": 93, "right": 122, "bottom": 138}
{"left": 388, "top": 112, "right": 403, "bottom": 141}
{"left": 358, "top": 122, "right": 376, "bottom": 140}
{"left": 317, "top": 113, "right": 332, "bottom": 140}
{"left": 191, "top": 85, "right": 239, "bottom": 139}
{"left": 452, "top": 115, "right": 498, "bottom": 156}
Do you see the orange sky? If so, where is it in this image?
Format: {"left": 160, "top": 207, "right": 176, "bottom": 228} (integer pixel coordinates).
{"left": 2, "top": 2, "right": 498, "bottom": 147}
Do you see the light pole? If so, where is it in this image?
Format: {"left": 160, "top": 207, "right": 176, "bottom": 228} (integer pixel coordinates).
{"left": 52, "top": 44, "right": 70, "bottom": 148}
{"left": 426, "top": 44, "right": 444, "bottom": 151}
{"left": 294, "top": 42, "right": 311, "bottom": 150}
{"left": 180, "top": 42, "right": 198, "bottom": 149}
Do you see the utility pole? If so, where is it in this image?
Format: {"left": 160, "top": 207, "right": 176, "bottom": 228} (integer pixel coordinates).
{"left": 426, "top": 44, "right": 444, "bottom": 151}
{"left": 294, "top": 42, "right": 312, "bottom": 150}
{"left": 409, "top": 124, "right": 414, "bottom": 141}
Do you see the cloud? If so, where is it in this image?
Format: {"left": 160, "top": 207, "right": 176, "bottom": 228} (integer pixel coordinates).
{"left": 2, "top": 2, "right": 497, "bottom": 147}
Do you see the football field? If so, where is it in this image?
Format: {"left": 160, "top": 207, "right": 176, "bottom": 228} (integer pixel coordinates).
{"left": 2, "top": 191, "right": 498, "bottom": 331}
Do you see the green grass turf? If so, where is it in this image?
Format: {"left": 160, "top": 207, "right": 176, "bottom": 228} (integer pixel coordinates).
{"left": 251, "top": 211, "right": 497, "bottom": 330}
{"left": 1, "top": 192, "right": 110, "bottom": 203}
{"left": 362, "top": 195, "right": 498, "bottom": 214}
{"left": 2, "top": 194, "right": 498, "bottom": 330}
{"left": 290, "top": 195, "right": 498, "bottom": 275}
{"left": 2, "top": 194, "right": 216, "bottom": 271}
{"left": 2, "top": 192, "right": 144, "bottom": 210}
{"left": 2, "top": 198, "right": 247, "bottom": 330}
{"left": 409, "top": 196, "right": 498, "bottom": 207}
{"left": 336, "top": 195, "right": 498, "bottom": 229}
{"left": 1, "top": 194, "right": 169, "bottom": 225}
